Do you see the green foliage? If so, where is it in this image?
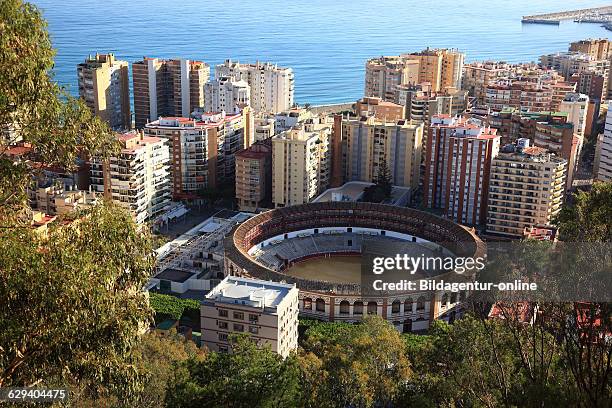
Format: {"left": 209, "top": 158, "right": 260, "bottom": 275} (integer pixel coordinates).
{"left": 298, "top": 316, "right": 412, "bottom": 408}
{"left": 72, "top": 331, "right": 206, "bottom": 407}
{"left": 129, "top": 332, "right": 205, "bottom": 408}
{"left": 166, "top": 335, "right": 301, "bottom": 408}
{"left": 0, "top": 203, "right": 155, "bottom": 397}
{"left": 149, "top": 292, "right": 200, "bottom": 323}
{"left": 299, "top": 318, "right": 360, "bottom": 346}
{"left": 362, "top": 157, "right": 393, "bottom": 203}
{"left": 555, "top": 181, "right": 612, "bottom": 242}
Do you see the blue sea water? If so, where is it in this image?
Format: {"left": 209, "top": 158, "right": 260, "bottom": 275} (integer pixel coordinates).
{"left": 33, "top": 0, "right": 611, "bottom": 105}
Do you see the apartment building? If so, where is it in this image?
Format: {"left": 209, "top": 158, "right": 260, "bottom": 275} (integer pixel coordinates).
{"left": 132, "top": 58, "right": 210, "bottom": 128}
{"left": 462, "top": 61, "right": 512, "bottom": 103}
{"left": 596, "top": 108, "right": 612, "bottom": 181}
{"left": 403, "top": 48, "right": 464, "bottom": 92}
{"left": 365, "top": 49, "right": 464, "bottom": 101}
{"left": 253, "top": 115, "right": 275, "bottom": 142}
{"left": 215, "top": 60, "right": 294, "bottom": 113}
{"left": 570, "top": 70, "right": 608, "bottom": 102}
{"left": 274, "top": 108, "right": 313, "bottom": 133}
{"left": 355, "top": 97, "right": 405, "bottom": 121}
{"left": 272, "top": 119, "right": 331, "bottom": 207}
{"left": 31, "top": 182, "right": 97, "bottom": 216}
{"left": 90, "top": 132, "right": 171, "bottom": 224}
{"left": 396, "top": 84, "right": 468, "bottom": 125}
{"left": 342, "top": 116, "right": 423, "bottom": 190}
{"left": 364, "top": 56, "right": 419, "bottom": 101}
{"left": 569, "top": 39, "right": 611, "bottom": 60}
{"left": 201, "top": 276, "right": 299, "bottom": 358}
{"left": 77, "top": 53, "right": 130, "bottom": 130}
{"left": 540, "top": 52, "right": 610, "bottom": 100}
{"left": 485, "top": 80, "right": 554, "bottom": 112}
{"left": 559, "top": 93, "right": 589, "bottom": 138}
{"left": 487, "top": 140, "right": 567, "bottom": 238}
{"left": 540, "top": 52, "right": 609, "bottom": 78}
{"left": 487, "top": 110, "right": 568, "bottom": 142}
{"left": 144, "top": 111, "right": 251, "bottom": 199}
{"left": 423, "top": 115, "right": 500, "bottom": 226}
{"left": 532, "top": 119, "right": 579, "bottom": 190}
{"left": 204, "top": 77, "right": 250, "bottom": 114}
{"left": 235, "top": 138, "right": 272, "bottom": 211}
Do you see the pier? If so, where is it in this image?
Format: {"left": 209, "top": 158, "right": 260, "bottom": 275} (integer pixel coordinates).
{"left": 522, "top": 5, "right": 612, "bottom": 25}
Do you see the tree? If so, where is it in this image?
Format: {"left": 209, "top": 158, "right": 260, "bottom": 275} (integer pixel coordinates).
{"left": 375, "top": 157, "right": 393, "bottom": 196}
{"left": 0, "top": 204, "right": 155, "bottom": 396}
{"left": 401, "top": 316, "right": 578, "bottom": 407}
{"left": 299, "top": 316, "right": 412, "bottom": 408}
{"left": 130, "top": 332, "right": 205, "bottom": 408}
{"left": 555, "top": 182, "right": 612, "bottom": 242}
{"left": 0, "top": 1, "right": 154, "bottom": 401}
{"left": 166, "top": 335, "right": 302, "bottom": 408}
{"left": 362, "top": 158, "right": 393, "bottom": 203}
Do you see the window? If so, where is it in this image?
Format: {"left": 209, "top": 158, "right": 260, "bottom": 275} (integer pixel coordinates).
{"left": 367, "top": 301, "right": 378, "bottom": 315}
{"left": 353, "top": 301, "right": 363, "bottom": 315}
{"left": 219, "top": 346, "right": 229, "bottom": 353}
{"left": 303, "top": 298, "right": 312, "bottom": 310}
{"left": 233, "top": 311, "right": 244, "bottom": 320}
{"left": 218, "top": 321, "right": 228, "bottom": 329}
{"left": 249, "top": 326, "right": 259, "bottom": 334}
{"left": 249, "top": 314, "right": 259, "bottom": 322}
{"left": 218, "top": 309, "right": 228, "bottom": 317}
{"left": 404, "top": 298, "right": 413, "bottom": 313}
{"left": 219, "top": 333, "right": 228, "bottom": 341}
{"left": 316, "top": 298, "right": 325, "bottom": 312}
{"left": 417, "top": 296, "right": 426, "bottom": 311}
{"left": 233, "top": 324, "right": 244, "bottom": 332}
{"left": 339, "top": 300, "right": 350, "bottom": 315}
{"left": 391, "top": 300, "right": 401, "bottom": 314}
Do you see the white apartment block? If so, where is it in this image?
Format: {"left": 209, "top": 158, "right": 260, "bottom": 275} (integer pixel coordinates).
{"left": 216, "top": 60, "right": 294, "bottom": 114}
{"left": 274, "top": 108, "right": 313, "bottom": 133}
{"left": 90, "top": 132, "right": 171, "bottom": 224}
{"left": 272, "top": 119, "right": 331, "bottom": 207}
{"left": 201, "top": 276, "right": 299, "bottom": 358}
{"left": 31, "top": 183, "right": 98, "bottom": 216}
{"left": 144, "top": 111, "right": 251, "bottom": 199}
{"left": 342, "top": 117, "right": 423, "bottom": 190}
{"left": 539, "top": 52, "right": 610, "bottom": 81}
{"left": 559, "top": 93, "right": 589, "bottom": 138}
{"left": 254, "top": 115, "right": 275, "bottom": 142}
{"left": 487, "top": 142, "right": 567, "bottom": 238}
{"left": 596, "top": 109, "right": 612, "bottom": 181}
{"left": 204, "top": 77, "right": 250, "bottom": 114}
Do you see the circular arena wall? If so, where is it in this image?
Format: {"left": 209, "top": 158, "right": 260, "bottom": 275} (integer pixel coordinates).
{"left": 223, "top": 202, "right": 485, "bottom": 330}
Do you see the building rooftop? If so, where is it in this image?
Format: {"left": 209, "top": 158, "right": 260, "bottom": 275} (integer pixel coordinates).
{"left": 156, "top": 268, "right": 194, "bottom": 283}
{"left": 147, "top": 112, "right": 242, "bottom": 129}
{"left": 523, "top": 225, "right": 558, "bottom": 241}
{"left": 312, "top": 181, "right": 413, "bottom": 205}
{"left": 431, "top": 115, "right": 499, "bottom": 139}
{"left": 205, "top": 276, "right": 295, "bottom": 309}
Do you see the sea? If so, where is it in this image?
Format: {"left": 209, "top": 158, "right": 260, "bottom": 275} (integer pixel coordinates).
{"left": 33, "top": 0, "right": 612, "bottom": 105}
